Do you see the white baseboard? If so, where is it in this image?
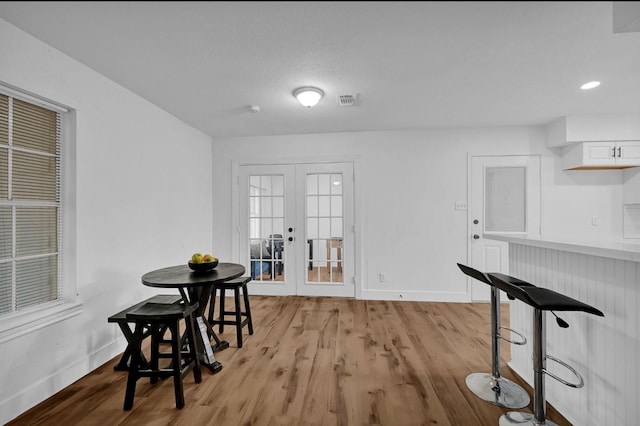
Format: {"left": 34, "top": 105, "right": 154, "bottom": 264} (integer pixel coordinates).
{"left": 359, "top": 289, "right": 469, "bottom": 302}
{"left": 0, "top": 339, "right": 123, "bottom": 425}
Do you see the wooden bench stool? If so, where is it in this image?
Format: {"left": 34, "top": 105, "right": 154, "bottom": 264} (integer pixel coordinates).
{"left": 107, "top": 294, "right": 183, "bottom": 371}
{"left": 123, "top": 301, "right": 202, "bottom": 410}
{"left": 207, "top": 277, "right": 254, "bottom": 348}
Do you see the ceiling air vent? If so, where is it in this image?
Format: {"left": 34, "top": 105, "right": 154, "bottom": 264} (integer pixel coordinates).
{"left": 337, "top": 94, "right": 357, "bottom": 107}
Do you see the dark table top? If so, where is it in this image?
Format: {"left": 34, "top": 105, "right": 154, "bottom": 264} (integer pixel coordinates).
{"left": 141, "top": 263, "right": 245, "bottom": 289}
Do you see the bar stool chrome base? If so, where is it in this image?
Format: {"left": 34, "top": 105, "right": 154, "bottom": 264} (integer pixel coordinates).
{"left": 466, "top": 372, "right": 530, "bottom": 409}
{"left": 499, "top": 411, "right": 558, "bottom": 426}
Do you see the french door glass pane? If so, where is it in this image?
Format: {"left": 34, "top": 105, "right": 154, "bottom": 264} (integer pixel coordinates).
{"left": 248, "top": 174, "right": 284, "bottom": 282}
{"left": 306, "top": 173, "right": 343, "bottom": 283}
{"left": 485, "top": 166, "right": 526, "bottom": 233}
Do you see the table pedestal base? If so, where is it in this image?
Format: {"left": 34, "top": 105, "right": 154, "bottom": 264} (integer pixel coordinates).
{"left": 202, "top": 359, "right": 223, "bottom": 374}
{"left": 213, "top": 340, "right": 230, "bottom": 351}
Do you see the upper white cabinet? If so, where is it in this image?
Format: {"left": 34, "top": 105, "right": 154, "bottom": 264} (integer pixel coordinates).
{"left": 546, "top": 114, "right": 640, "bottom": 148}
{"left": 562, "top": 141, "right": 640, "bottom": 170}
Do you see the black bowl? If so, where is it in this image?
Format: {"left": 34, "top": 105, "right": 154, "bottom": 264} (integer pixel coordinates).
{"left": 188, "top": 260, "right": 218, "bottom": 272}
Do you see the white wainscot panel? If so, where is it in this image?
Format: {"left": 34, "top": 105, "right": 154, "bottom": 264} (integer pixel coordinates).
{"left": 507, "top": 244, "right": 638, "bottom": 426}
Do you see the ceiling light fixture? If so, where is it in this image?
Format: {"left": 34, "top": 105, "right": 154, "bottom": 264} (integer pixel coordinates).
{"left": 293, "top": 86, "right": 324, "bottom": 108}
{"left": 580, "top": 81, "right": 601, "bottom": 90}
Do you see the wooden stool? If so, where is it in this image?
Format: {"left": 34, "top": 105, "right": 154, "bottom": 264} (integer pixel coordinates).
{"left": 123, "top": 301, "right": 202, "bottom": 410}
{"left": 488, "top": 273, "right": 604, "bottom": 426}
{"left": 108, "top": 294, "right": 183, "bottom": 371}
{"left": 207, "top": 277, "right": 254, "bottom": 348}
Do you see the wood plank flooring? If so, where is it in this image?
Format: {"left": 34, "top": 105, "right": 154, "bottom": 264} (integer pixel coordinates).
{"left": 8, "top": 296, "right": 572, "bottom": 426}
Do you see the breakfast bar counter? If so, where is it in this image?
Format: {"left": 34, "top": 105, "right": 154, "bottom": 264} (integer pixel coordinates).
{"left": 483, "top": 234, "right": 640, "bottom": 426}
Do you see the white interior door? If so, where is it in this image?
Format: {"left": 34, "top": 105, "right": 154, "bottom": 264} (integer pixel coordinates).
{"left": 237, "top": 162, "right": 355, "bottom": 297}
{"left": 470, "top": 155, "right": 540, "bottom": 301}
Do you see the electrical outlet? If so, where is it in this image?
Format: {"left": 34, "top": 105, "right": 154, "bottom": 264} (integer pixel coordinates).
{"left": 455, "top": 201, "right": 468, "bottom": 210}
{"left": 379, "top": 273, "right": 386, "bottom": 282}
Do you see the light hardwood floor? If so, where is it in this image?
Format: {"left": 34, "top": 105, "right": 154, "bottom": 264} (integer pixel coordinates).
{"left": 8, "top": 296, "right": 572, "bottom": 426}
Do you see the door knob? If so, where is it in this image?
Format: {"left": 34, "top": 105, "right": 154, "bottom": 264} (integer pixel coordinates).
{"left": 473, "top": 234, "right": 480, "bottom": 239}
{"left": 288, "top": 236, "right": 294, "bottom": 242}
{"left": 473, "top": 219, "right": 479, "bottom": 224}
{"left": 288, "top": 227, "right": 294, "bottom": 233}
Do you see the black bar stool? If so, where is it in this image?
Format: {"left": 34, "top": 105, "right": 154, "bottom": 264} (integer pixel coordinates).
{"left": 488, "top": 273, "right": 604, "bottom": 426}
{"left": 207, "top": 276, "right": 254, "bottom": 348}
{"left": 123, "top": 301, "right": 202, "bottom": 410}
{"left": 457, "top": 263, "right": 531, "bottom": 409}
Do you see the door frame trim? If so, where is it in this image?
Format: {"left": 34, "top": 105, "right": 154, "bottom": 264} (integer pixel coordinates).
{"left": 231, "top": 156, "right": 363, "bottom": 299}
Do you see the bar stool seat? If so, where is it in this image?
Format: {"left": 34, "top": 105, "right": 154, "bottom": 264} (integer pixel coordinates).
{"left": 488, "top": 273, "right": 604, "bottom": 426}
{"left": 207, "top": 277, "right": 254, "bottom": 348}
{"left": 123, "top": 301, "right": 202, "bottom": 410}
{"left": 457, "top": 263, "right": 531, "bottom": 409}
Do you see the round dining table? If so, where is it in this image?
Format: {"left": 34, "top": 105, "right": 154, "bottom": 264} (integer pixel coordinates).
{"left": 141, "top": 262, "right": 245, "bottom": 373}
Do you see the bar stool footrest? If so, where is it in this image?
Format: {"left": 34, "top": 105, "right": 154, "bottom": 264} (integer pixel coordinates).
{"left": 544, "top": 354, "right": 584, "bottom": 388}
{"left": 499, "top": 326, "right": 527, "bottom": 346}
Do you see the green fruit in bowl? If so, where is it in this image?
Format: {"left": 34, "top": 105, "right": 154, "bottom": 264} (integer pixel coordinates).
{"left": 191, "top": 253, "right": 204, "bottom": 264}
{"left": 203, "top": 254, "right": 215, "bottom": 263}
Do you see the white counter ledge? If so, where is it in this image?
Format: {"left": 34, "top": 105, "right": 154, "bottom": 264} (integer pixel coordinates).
{"left": 482, "top": 233, "right": 639, "bottom": 426}
{"left": 484, "top": 233, "right": 640, "bottom": 262}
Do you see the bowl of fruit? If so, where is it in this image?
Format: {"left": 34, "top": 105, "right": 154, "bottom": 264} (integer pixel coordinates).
{"left": 188, "top": 253, "right": 219, "bottom": 272}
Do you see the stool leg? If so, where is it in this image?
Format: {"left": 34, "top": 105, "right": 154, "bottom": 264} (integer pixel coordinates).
{"left": 169, "top": 321, "right": 185, "bottom": 409}
{"left": 123, "top": 323, "right": 144, "bottom": 410}
{"left": 234, "top": 287, "right": 243, "bottom": 348}
{"left": 499, "top": 308, "right": 558, "bottom": 426}
{"left": 219, "top": 288, "right": 226, "bottom": 334}
{"left": 242, "top": 283, "right": 254, "bottom": 335}
{"left": 150, "top": 324, "right": 161, "bottom": 384}
{"left": 466, "top": 287, "right": 530, "bottom": 409}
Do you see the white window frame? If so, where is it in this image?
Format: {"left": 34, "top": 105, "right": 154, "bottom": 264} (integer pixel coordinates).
{"left": 0, "top": 83, "right": 81, "bottom": 344}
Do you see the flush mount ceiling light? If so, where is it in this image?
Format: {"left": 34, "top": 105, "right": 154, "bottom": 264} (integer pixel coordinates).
{"left": 293, "top": 86, "right": 324, "bottom": 108}
{"left": 580, "top": 81, "right": 601, "bottom": 90}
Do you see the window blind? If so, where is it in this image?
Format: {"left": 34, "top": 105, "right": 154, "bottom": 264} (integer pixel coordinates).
{"left": 0, "top": 93, "right": 61, "bottom": 315}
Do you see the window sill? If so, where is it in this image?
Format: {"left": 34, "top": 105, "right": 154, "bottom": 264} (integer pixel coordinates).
{"left": 0, "top": 300, "right": 83, "bottom": 344}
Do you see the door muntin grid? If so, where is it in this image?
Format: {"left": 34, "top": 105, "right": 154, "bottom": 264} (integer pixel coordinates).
{"left": 249, "top": 174, "right": 285, "bottom": 282}
{"left": 306, "top": 173, "right": 343, "bottom": 284}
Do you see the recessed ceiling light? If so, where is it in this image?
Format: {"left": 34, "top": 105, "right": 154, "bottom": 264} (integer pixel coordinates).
{"left": 580, "top": 81, "right": 601, "bottom": 90}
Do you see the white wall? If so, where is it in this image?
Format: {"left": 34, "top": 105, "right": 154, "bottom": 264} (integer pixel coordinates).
{"left": 544, "top": 147, "right": 625, "bottom": 240}
{"left": 212, "top": 128, "right": 625, "bottom": 301}
{"left": 0, "top": 18, "right": 213, "bottom": 423}
{"left": 624, "top": 167, "right": 640, "bottom": 204}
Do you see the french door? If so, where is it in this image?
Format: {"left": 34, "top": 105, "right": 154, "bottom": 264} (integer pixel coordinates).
{"left": 237, "top": 162, "right": 355, "bottom": 297}
{"left": 469, "top": 155, "right": 541, "bottom": 301}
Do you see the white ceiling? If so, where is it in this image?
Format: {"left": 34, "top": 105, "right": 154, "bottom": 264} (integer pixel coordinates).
{"left": 1, "top": 1, "right": 639, "bottom": 139}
